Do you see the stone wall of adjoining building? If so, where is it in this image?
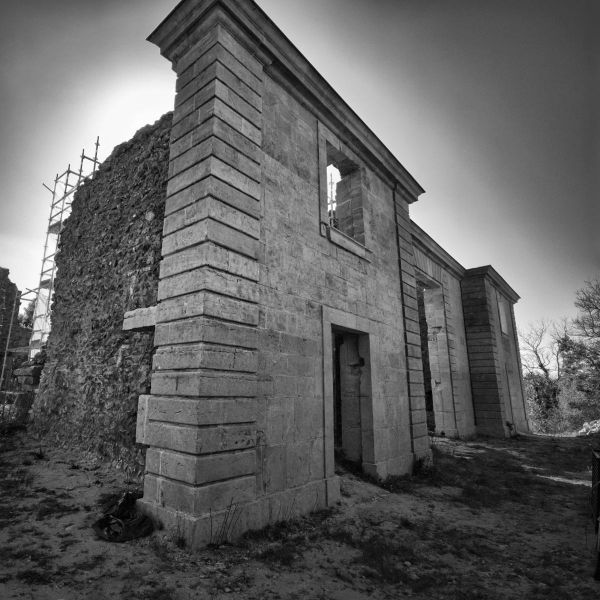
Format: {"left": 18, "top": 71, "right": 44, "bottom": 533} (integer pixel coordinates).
{"left": 412, "top": 225, "right": 476, "bottom": 439}
{"left": 32, "top": 113, "right": 172, "bottom": 474}
{"left": 0, "top": 268, "right": 23, "bottom": 390}
{"left": 461, "top": 267, "right": 528, "bottom": 436}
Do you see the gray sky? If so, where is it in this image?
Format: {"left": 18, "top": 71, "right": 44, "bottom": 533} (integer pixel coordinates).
{"left": 0, "top": 0, "right": 597, "bottom": 329}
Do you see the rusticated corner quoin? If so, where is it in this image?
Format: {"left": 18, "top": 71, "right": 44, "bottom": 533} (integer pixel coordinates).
{"left": 137, "top": 0, "right": 267, "bottom": 546}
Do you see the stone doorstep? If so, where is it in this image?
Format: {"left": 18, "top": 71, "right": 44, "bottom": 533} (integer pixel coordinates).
{"left": 137, "top": 476, "right": 337, "bottom": 549}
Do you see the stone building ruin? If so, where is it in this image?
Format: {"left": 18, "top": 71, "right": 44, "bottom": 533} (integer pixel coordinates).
{"left": 0, "top": 268, "right": 30, "bottom": 389}
{"left": 33, "top": 0, "right": 528, "bottom": 546}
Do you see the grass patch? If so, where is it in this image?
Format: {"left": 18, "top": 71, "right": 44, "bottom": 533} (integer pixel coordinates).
{"left": 381, "top": 443, "right": 567, "bottom": 509}
{"left": 358, "top": 534, "right": 415, "bottom": 584}
{"left": 256, "top": 540, "right": 298, "bottom": 566}
{"left": 15, "top": 568, "right": 54, "bottom": 585}
{"left": 0, "top": 545, "right": 54, "bottom": 568}
{"left": 0, "top": 468, "right": 33, "bottom": 494}
{"left": 35, "top": 497, "right": 79, "bottom": 520}
{"left": 243, "top": 509, "right": 336, "bottom": 567}
{"left": 120, "top": 577, "right": 177, "bottom": 600}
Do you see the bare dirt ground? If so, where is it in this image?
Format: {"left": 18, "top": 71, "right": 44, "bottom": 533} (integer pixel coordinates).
{"left": 1, "top": 427, "right": 599, "bottom": 600}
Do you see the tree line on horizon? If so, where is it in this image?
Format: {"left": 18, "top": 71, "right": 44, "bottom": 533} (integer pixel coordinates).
{"left": 520, "top": 277, "right": 600, "bottom": 434}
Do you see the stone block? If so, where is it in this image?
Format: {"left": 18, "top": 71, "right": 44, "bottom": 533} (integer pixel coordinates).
{"left": 412, "top": 436, "right": 431, "bottom": 457}
{"left": 156, "top": 290, "right": 259, "bottom": 325}
{"left": 163, "top": 221, "right": 258, "bottom": 264}
{"left": 174, "top": 26, "right": 220, "bottom": 76}
{"left": 122, "top": 306, "right": 157, "bottom": 330}
{"left": 143, "top": 473, "right": 160, "bottom": 504}
{"left": 151, "top": 370, "right": 257, "bottom": 398}
{"left": 169, "top": 133, "right": 261, "bottom": 182}
{"left": 174, "top": 79, "right": 262, "bottom": 131}
{"left": 177, "top": 42, "right": 262, "bottom": 95}
{"left": 154, "top": 315, "right": 257, "bottom": 348}
{"left": 176, "top": 59, "right": 262, "bottom": 112}
{"left": 136, "top": 395, "right": 150, "bottom": 444}
{"left": 157, "top": 269, "right": 259, "bottom": 305}
{"left": 207, "top": 99, "right": 261, "bottom": 146}
{"left": 144, "top": 422, "right": 256, "bottom": 454}
{"left": 148, "top": 396, "right": 256, "bottom": 426}
{"left": 166, "top": 154, "right": 214, "bottom": 197}
{"left": 153, "top": 343, "right": 257, "bottom": 372}
{"left": 145, "top": 447, "right": 161, "bottom": 474}
{"left": 260, "top": 445, "right": 286, "bottom": 494}
{"left": 165, "top": 175, "right": 260, "bottom": 219}
{"left": 213, "top": 24, "right": 264, "bottom": 78}
{"left": 163, "top": 195, "right": 260, "bottom": 240}
{"left": 160, "top": 242, "right": 259, "bottom": 282}
{"left": 148, "top": 448, "right": 256, "bottom": 485}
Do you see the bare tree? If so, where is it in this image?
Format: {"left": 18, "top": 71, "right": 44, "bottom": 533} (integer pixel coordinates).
{"left": 573, "top": 278, "right": 600, "bottom": 340}
{"left": 519, "top": 319, "right": 565, "bottom": 380}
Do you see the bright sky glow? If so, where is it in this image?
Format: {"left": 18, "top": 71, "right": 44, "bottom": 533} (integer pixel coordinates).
{"left": 0, "top": 0, "right": 597, "bottom": 329}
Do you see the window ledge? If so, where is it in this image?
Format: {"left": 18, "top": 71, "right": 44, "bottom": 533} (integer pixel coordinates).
{"left": 321, "top": 223, "right": 370, "bottom": 261}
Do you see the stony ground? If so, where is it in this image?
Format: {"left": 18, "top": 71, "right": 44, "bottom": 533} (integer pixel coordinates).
{"left": 1, "top": 426, "right": 599, "bottom": 599}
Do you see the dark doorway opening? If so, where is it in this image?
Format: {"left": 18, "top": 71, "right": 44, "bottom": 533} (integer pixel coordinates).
{"left": 332, "top": 329, "right": 367, "bottom": 468}
{"left": 417, "top": 285, "right": 436, "bottom": 433}
{"left": 333, "top": 332, "right": 344, "bottom": 450}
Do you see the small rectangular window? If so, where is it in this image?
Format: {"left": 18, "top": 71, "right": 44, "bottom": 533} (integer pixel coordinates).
{"left": 498, "top": 296, "right": 510, "bottom": 335}
{"left": 325, "top": 142, "right": 365, "bottom": 245}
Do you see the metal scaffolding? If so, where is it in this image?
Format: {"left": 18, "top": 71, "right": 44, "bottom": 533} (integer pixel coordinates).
{"left": 29, "top": 139, "right": 100, "bottom": 358}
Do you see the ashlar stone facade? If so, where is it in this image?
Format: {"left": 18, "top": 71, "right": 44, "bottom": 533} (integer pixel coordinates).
{"left": 129, "top": 0, "right": 528, "bottom": 546}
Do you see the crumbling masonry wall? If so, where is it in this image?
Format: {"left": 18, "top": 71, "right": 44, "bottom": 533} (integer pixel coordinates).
{"left": 33, "top": 113, "right": 172, "bottom": 473}
{"left": 0, "top": 268, "right": 23, "bottom": 388}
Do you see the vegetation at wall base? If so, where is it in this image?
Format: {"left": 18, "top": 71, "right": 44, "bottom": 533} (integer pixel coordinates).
{"left": 520, "top": 277, "right": 600, "bottom": 435}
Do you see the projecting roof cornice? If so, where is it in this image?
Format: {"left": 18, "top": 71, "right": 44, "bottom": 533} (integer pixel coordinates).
{"left": 411, "top": 221, "right": 466, "bottom": 280}
{"left": 464, "top": 266, "right": 520, "bottom": 303}
{"left": 148, "top": 0, "right": 425, "bottom": 202}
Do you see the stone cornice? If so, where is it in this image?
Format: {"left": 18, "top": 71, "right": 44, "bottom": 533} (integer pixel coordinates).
{"left": 410, "top": 222, "right": 520, "bottom": 302}
{"left": 410, "top": 220, "right": 466, "bottom": 280}
{"left": 148, "top": 0, "right": 425, "bottom": 202}
{"left": 464, "top": 266, "right": 520, "bottom": 303}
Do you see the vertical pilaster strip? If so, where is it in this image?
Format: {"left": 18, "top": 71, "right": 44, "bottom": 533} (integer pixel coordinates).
{"left": 461, "top": 270, "right": 507, "bottom": 436}
{"left": 440, "top": 273, "right": 460, "bottom": 436}
{"left": 138, "top": 22, "right": 264, "bottom": 529}
{"left": 393, "top": 188, "right": 429, "bottom": 456}
{"left": 509, "top": 302, "right": 530, "bottom": 432}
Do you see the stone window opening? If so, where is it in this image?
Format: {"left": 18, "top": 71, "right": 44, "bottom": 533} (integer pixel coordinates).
{"left": 326, "top": 143, "right": 365, "bottom": 245}
{"left": 326, "top": 163, "right": 341, "bottom": 229}
{"left": 498, "top": 295, "right": 510, "bottom": 335}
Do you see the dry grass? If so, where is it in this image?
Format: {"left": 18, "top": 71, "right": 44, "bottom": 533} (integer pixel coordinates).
{"left": 0, "top": 426, "right": 599, "bottom": 599}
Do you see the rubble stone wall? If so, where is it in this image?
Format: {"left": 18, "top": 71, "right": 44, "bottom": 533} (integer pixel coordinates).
{"left": 33, "top": 113, "right": 172, "bottom": 473}
{"left": 0, "top": 268, "right": 22, "bottom": 389}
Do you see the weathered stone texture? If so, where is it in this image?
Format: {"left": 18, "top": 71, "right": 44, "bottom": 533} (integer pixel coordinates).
{"left": 24, "top": 0, "right": 527, "bottom": 546}
{"left": 412, "top": 237, "right": 476, "bottom": 438}
{"left": 0, "top": 268, "right": 26, "bottom": 389}
{"left": 137, "top": 21, "right": 264, "bottom": 536}
{"left": 461, "top": 268, "right": 527, "bottom": 435}
{"left": 32, "top": 113, "right": 172, "bottom": 473}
